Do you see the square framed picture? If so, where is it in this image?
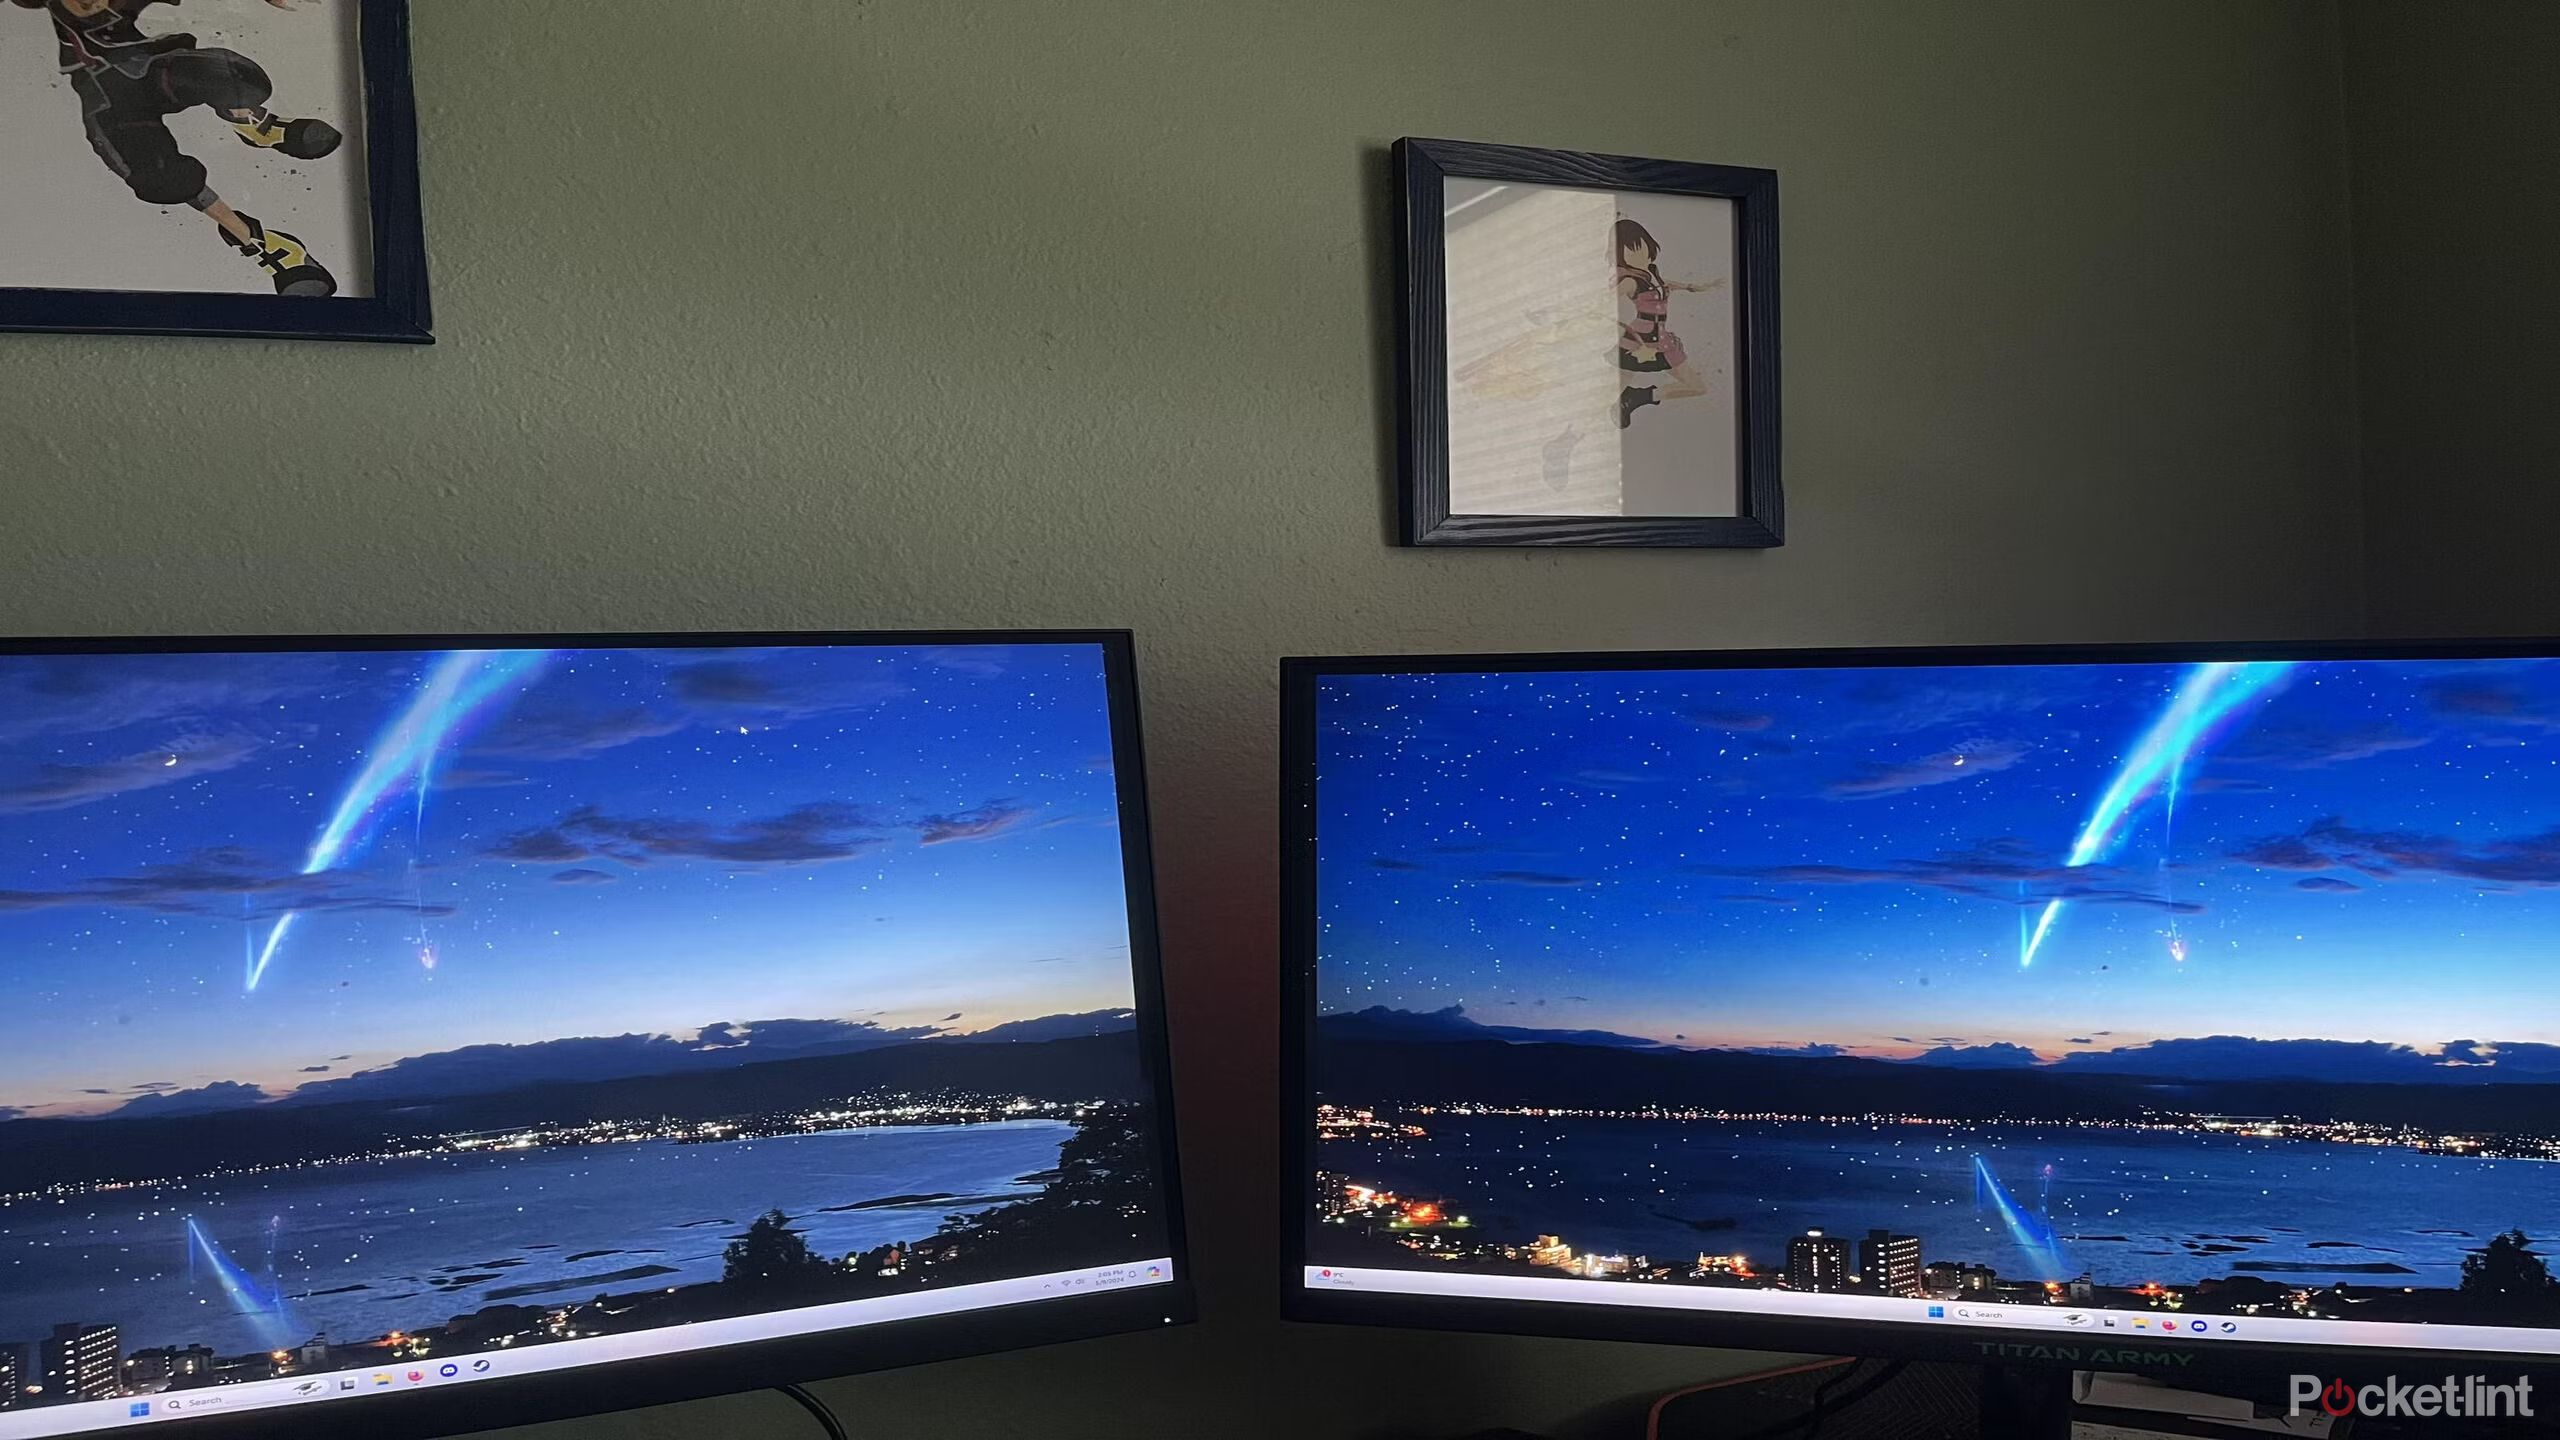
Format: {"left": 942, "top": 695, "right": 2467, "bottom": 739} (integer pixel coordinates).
{"left": 1396, "top": 138, "right": 1779, "bottom": 547}
{"left": 0, "top": 0, "right": 428, "bottom": 343}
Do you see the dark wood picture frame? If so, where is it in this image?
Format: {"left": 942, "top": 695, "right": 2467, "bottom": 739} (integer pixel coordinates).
{"left": 1396, "top": 137, "right": 1780, "bottom": 547}
{"left": 0, "top": 0, "right": 431, "bottom": 344}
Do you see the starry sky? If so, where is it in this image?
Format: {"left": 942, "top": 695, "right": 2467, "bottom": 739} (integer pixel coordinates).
{"left": 0, "top": 642, "right": 1138, "bottom": 1118}
{"left": 1315, "top": 656, "right": 2560, "bottom": 1061}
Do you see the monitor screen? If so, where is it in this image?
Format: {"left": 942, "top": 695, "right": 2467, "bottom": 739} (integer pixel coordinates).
{"left": 1289, "top": 647, "right": 2560, "bottom": 1367}
{"left": 0, "top": 634, "right": 1183, "bottom": 1438}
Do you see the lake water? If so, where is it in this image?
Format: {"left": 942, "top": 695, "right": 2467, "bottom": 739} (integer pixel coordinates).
{"left": 1345, "top": 1117, "right": 2560, "bottom": 1288}
{"left": 0, "top": 1119, "right": 1071, "bottom": 1357}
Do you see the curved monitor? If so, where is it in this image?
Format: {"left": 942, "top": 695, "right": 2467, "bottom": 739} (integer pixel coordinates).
{"left": 0, "top": 632, "right": 1187, "bottom": 1439}
{"left": 1283, "top": 642, "right": 2560, "bottom": 1380}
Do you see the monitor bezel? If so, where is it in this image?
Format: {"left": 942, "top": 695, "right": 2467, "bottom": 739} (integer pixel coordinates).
{"left": 0, "top": 628, "right": 1194, "bottom": 1440}
{"left": 1281, "top": 637, "right": 2560, "bottom": 1380}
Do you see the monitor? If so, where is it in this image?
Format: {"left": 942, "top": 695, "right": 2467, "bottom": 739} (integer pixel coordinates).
{"left": 1284, "top": 642, "right": 2560, "bottom": 1397}
{"left": 0, "top": 631, "right": 1187, "bottom": 1440}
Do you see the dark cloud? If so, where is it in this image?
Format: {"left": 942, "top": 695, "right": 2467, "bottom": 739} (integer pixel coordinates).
{"left": 1739, "top": 1043, "right": 1845, "bottom": 1058}
{"left": 0, "top": 732, "right": 261, "bottom": 813}
{"left": 1369, "top": 857, "right": 1428, "bottom": 872}
{"left": 0, "top": 847, "right": 454, "bottom": 920}
{"left": 436, "top": 768, "right": 532, "bottom": 791}
{"left": 1827, "top": 739, "right": 2027, "bottom": 799}
{"left": 1706, "top": 838, "right": 2197, "bottom": 911}
{"left": 949, "top": 1009, "right": 1136, "bottom": 1043}
{"left": 666, "top": 660, "right": 904, "bottom": 720}
{"left": 550, "top": 868, "right": 617, "bottom": 885}
{"left": 2222, "top": 722, "right": 2430, "bottom": 769}
{"left": 0, "top": 653, "right": 320, "bottom": 742}
{"left": 486, "top": 803, "right": 884, "bottom": 867}
{"left": 939, "top": 1012, "right": 964, "bottom": 1023}
{"left": 913, "top": 801, "right": 1035, "bottom": 846}
{"left": 477, "top": 705, "right": 688, "bottom": 760}
{"left": 299, "top": 1065, "right": 331, "bottom": 1073}
{"left": 114, "top": 1081, "right": 269, "bottom": 1118}
{"left": 1680, "top": 708, "right": 1774, "bottom": 731}
{"left": 1478, "top": 870, "right": 1590, "bottom": 888}
{"left": 2187, "top": 776, "right": 2271, "bottom": 794}
{"left": 2066, "top": 1037, "right": 2095, "bottom": 1046}
{"left": 2234, "top": 817, "right": 2560, "bottom": 888}
{"left": 1317, "top": 1005, "right": 1657, "bottom": 1049}
{"left": 78, "top": 1089, "right": 113, "bottom": 1096}
{"left": 2426, "top": 680, "right": 2560, "bottom": 729}
{"left": 1718, "top": 893, "right": 1800, "bottom": 907}
{"left": 2295, "top": 876, "right": 2360, "bottom": 893}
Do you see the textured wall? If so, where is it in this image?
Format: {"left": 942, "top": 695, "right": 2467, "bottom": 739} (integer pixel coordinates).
{"left": 2342, "top": 0, "right": 2560, "bottom": 637}
{"left": 0, "top": 2, "right": 2363, "bottom": 1435}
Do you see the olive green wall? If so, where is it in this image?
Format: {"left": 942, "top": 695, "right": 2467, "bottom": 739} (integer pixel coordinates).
{"left": 2342, "top": 0, "right": 2560, "bottom": 638}
{"left": 0, "top": 2, "right": 2366, "bottom": 1436}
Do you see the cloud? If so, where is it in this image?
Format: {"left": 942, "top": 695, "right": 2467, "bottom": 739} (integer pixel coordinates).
{"left": 1826, "top": 738, "right": 2027, "bottom": 799}
{"left": 2222, "top": 722, "right": 2430, "bottom": 769}
{"left": 0, "top": 847, "right": 453, "bottom": 920}
{"left": 666, "top": 659, "right": 904, "bottom": 720}
{"left": 486, "top": 803, "right": 884, "bottom": 867}
{"left": 1370, "top": 857, "right": 1428, "bottom": 872}
{"left": 476, "top": 705, "right": 688, "bottom": 760}
{"left": 1705, "top": 837, "right": 2195, "bottom": 911}
{"left": 1739, "top": 1043, "right": 1845, "bottom": 1058}
{"left": 0, "top": 733, "right": 261, "bottom": 813}
{"left": 2426, "top": 680, "right": 2560, "bottom": 730}
{"left": 299, "top": 1065, "right": 331, "bottom": 1073}
{"left": 1478, "top": 870, "right": 1591, "bottom": 888}
{"left": 436, "top": 768, "right": 532, "bottom": 791}
{"left": 1317, "top": 1005, "right": 1658, "bottom": 1049}
{"left": 2187, "top": 776, "right": 2271, "bottom": 794}
{"left": 114, "top": 1081, "right": 269, "bottom": 1118}
{"left": 2066, "top": 1037, "right": 2095, "bottom": 1046}
{"left": 2233, "top": 817, "right": 2560, "bottom": 888}
{"left": 1718, "top": 893, "right": 1800, "bottom": 907}
{"left": 0, "top": 653, "right": 321, "bottom": 742}
{"left": 2295, "top": 875, "right": 2360, "bottom": 893}
{"left": 0, "top": 1106, "right": 20, "bottom": 1122}
{"left": 1568, "top": 768, "right": 1666, "bottom": 788}
{"left": 1680, "top": 708, "right": 1774, "bottom": 731}
{"left": 939, "top": 1012, "right": 964, "bottom": 1023}
{"left": 550, "top": 868, "right": 617, "bottom": 885}
{"left": 913, "top": 801, "right": 1035, "bottom": 846}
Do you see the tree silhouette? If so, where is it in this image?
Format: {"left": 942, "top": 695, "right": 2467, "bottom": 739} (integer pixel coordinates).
{"left": 2461, "top": 1230, "right": 2556, "bottom": 1312}
{"left": 722, "top": 1209, "right": 832, "bottom": 1288}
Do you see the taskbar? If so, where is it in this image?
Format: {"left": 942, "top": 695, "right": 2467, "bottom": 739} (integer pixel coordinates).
{"left": 0, "top": 1259, "right": 1177, "bottom": 1438}
{"left": 1304, "top": 1266, "right": 2560, "bottom": 1358}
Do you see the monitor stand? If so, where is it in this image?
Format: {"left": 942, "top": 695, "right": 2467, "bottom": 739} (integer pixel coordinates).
{"left": 1978, "top": 1364, "right": 2075, "bottom": 1438}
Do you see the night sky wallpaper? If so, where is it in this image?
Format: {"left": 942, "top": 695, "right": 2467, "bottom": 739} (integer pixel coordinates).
{"left": 1316, "top": 656, "right": 2560, "bottom": 1068}
{"left": 0, "top": 642, "right": 1139, "bottom": 1121}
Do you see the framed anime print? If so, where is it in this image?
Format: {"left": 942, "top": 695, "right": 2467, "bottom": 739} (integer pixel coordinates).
{"left": 0, "top": 0, "right": 428, "bottom": 343}
{"left": 1396, "top": 138, "right": 1779, "bottom": 547}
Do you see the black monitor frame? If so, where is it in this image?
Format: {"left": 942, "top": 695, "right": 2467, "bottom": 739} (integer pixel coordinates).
{"left": 0, "top": 628, "right": 1193, "bottom": 1440}
{"left": 1281, "top": 637, "right": 2560, "bottom": 1385}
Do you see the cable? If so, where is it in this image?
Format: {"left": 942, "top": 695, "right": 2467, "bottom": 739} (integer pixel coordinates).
{"left": 777, "top": 1382, "right": 850, "bottom": 1440}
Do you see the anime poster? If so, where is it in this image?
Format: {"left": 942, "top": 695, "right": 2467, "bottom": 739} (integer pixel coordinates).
{"left": 2, "top": 0, "right": 376, "bottom": 303}
{"left": 1443, "top": 180, "right": 1739, "bottom": 519}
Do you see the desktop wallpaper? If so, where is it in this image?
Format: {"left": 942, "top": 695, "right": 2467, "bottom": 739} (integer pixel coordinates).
{"left": 1308, "top": 655, "right": 2560, "bottom": 1335}
{"left": 0, "top": 641, "right": 1168, "bottom": 1416}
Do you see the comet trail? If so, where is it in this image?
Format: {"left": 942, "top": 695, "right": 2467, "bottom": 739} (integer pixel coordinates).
{"left": 2018, "top": 661, "right": 2296, "bottom": 968}
{"left": 244, "top": 650, "right": 550, "bottom": 992}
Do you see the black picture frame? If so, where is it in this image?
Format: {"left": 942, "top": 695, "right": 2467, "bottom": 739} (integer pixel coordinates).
{"left": 0, "top": 629, "right": 1193, "bottom": 1440}
{"left": 1280, "top": 636, "right": 2560, "bottom": 1386}
{"left": 1395, "top": 137, "right": 1780, "bottom": 548}
{"left": 0, "top": 0, "right": 431, "bottom": 344}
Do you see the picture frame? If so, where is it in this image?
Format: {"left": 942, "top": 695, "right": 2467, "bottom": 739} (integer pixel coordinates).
{"left": 1396, "top": 137, "right": 1780, "bottom": 547}
{"left": 0, "top": 0, "right": 429, "bottom": 344}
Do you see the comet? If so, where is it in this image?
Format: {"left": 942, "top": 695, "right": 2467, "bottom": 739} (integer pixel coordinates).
{"left": 244, "top": 649, "right": 549, "bottom": 991}
{"left": 2018, "top": 661, "right": 2295, "bottom": 967}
